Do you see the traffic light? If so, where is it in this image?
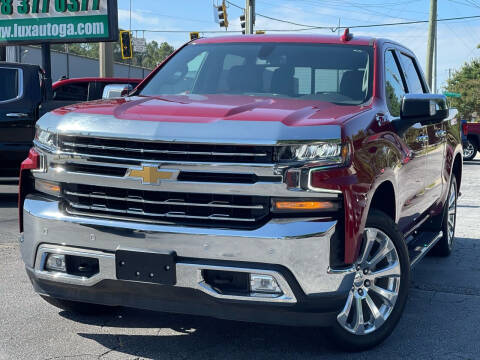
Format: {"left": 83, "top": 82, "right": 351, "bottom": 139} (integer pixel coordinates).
{"left": 120, "top": 30, "right": 132, "bottom": 60}
{"left": 190, "top": 32, "right": 200, "bottom": 41}
{"left": 217, "top": 1, "right": 228, "bottom": 28}
{"left": 240, "top": 13, "right": 246, "bottom": 34}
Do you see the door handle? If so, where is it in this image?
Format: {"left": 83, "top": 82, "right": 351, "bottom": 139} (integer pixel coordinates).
{"left": 416, "top": 135, "right": 429, "bottom": 143}
{"left": 6, "top": 113, "right": 29, "bottom": 118}
{"left": 435, "top": 129, "right": 447, "bottom": 138}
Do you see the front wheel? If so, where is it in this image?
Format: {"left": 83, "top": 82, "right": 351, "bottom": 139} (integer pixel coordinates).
{"left": 463, "top": 139, "right": 477, "bottom": 161}
{"left": 330, "top": 210, "right": 410, "bottom": 351}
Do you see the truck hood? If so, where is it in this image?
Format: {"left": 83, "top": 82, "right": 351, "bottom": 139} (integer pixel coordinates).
{"left": 41, "top": 94, "right": 370, "bottom": 144}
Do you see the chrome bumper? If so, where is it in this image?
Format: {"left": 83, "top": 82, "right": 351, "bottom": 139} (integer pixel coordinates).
{"left": 33, "top": 244, "right": 297, "bottom": 303}
{"left": 22, "top": 195, "right": 354, "bottom": 301}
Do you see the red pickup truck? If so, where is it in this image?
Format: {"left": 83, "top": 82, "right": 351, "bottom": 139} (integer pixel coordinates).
{"left": 462, "top": 122, "right": 480, "bottom": 160}
{"left": 52, "top": 77, "right": 143, "bottom": 104}
{"left": 18, "top": 34, "right": 462, "bottom": 350}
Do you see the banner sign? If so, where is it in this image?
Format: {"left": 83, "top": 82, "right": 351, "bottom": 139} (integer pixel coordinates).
{"left": 0, "top": 0, "right": 118, "bottom": 45}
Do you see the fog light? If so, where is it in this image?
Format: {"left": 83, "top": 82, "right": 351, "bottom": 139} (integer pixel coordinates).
{"left": 45, "top": 254, "right": 66, "bottom": 272}
{"left": 250, "top": 274, "right": 282, "bottom": 294}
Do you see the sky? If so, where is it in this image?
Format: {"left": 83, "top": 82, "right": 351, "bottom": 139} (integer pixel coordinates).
{"left": 116, "top": 0, "right": 480, "bottom": 90}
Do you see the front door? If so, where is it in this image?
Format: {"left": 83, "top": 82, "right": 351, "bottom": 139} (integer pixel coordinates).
{"left": 384, "top": 50, "right": 429, "bottom": 232}
{"left": 0, "top": 64, "right": 42, "bottom": 175}
{"left": 397, "top": 52, "right": 445, "bottom": 210}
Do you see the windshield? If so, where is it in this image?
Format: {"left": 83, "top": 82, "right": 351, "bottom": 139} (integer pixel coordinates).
{"left": 140, "top": 42, "right": 374, "bottom": 105}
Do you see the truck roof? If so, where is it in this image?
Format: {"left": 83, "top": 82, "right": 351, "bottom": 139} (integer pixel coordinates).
{"left": 193, "top": 33, "right": 375, "bottom": 46}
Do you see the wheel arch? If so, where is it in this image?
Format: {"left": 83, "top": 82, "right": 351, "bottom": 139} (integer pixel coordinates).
{"left": 467, "top": 133, "right": 480, "bottom": 147}
{"left": 368, "top": 180, "right": 396, "bottom": 221}
{"left": 452, "top": 152, "right": 462, "bottom": 193}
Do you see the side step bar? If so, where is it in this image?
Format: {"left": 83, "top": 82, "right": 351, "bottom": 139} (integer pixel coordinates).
{"left": 408, "top": 231, "right": 443, "bottom": 267}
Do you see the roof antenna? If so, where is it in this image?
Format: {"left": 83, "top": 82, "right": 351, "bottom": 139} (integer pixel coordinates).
{"left": 341, "top": 28, "right": 353, "bottom": 42}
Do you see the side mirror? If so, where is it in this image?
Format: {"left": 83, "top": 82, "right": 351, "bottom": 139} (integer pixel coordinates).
{"left": 400, "top": 93, "right": 449, "bottom": 125}
{"left": 102, "top": 84, "right": 133, "bottom": 99}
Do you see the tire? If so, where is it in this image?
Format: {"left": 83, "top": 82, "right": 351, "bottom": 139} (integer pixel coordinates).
{"left": 40, "top": 295, "right": 118, "bottom": 315}
{"left": 463, "top": 139, "right": 477, "bottom": 161}
{"left": 330, "top": 210, "right": 410, "bottom": 351}
{"left": 431, "top": 176, "right": 457, "bottom": 257}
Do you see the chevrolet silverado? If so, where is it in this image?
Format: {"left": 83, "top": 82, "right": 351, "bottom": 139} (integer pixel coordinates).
{"left": 18, "top": 33, "right": 462, "bottom": 350}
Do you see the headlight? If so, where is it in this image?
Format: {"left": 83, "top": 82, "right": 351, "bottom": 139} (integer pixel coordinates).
{"left": 35, "top": 127, "right": 57, "bottom": 149}
{"left": 276, "top": 142, "right": 347, "bottom": 164}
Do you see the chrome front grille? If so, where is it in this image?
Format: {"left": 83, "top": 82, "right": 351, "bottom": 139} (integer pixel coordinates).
{"left": 58, "top": 135, "right": 274, "bottom": 164}
{"left": 62, "top": 184, "right": 271, "bottom": 228}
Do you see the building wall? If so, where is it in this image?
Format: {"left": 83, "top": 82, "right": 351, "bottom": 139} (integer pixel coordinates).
{"left": 8, "top": 45, "right": 151, "bottom": 81}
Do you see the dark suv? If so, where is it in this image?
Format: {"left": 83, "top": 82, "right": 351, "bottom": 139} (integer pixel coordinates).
{"left": 0, "top": 63, "right": 141, "bottom": 176}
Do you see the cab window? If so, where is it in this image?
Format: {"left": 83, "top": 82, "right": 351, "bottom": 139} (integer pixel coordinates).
{"left": 399, "top": 53, "right": 426, "bottom": 94}
{"left": 0, "top": 68, "right": 20, "bottom": 102}
{"left": 384, "top": 50, "right": 406, "bottom": 117}
{"left": 53, "top": 82, "right": 89, "bottom": 101}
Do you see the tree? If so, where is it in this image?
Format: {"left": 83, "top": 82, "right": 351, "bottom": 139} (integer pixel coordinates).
{"left": 52, "top": 43, "right": 99, "bottom": 58}
{"left": 138, "top": 41, "right": 175, "bottom": 69}
{"left": 445, "top": 59, "right": 480, "bottom": 120}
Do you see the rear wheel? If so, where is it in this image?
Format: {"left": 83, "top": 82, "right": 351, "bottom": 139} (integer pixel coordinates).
{"left": 463, "top": 139, "right": 477, "bottom": 161}
{"left": 330, "top": 210, "right": 410, "bottom": 351}
{"left": 40, "top": 295, "right": 117, "bottom": 315}
{"left": 432, "top": 176, "right": 457, "bottom": 257}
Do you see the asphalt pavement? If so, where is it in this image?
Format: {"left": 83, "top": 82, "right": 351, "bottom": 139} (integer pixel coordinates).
{"left": 0, "top": 159, "right": 479, "bottom": 360}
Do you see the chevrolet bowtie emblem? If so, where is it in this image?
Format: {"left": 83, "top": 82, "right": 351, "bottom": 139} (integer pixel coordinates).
{"left": 126, "top": 164, "right": 176, "bottom": 185}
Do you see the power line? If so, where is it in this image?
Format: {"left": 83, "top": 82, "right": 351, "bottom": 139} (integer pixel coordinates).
{"left": 263, "top": 14, "right": 480, "bottom": 32}
{"left": 225, "top": 0, "right": 323, "bottom": 27}
{"left": 131, "top": 14, "right": 480, "bottom": 34}
{"left": 225, "top": 1, "right": 480, "bottom": 32}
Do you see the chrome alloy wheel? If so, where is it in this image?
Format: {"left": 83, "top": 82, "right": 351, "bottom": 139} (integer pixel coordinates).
{"left": 337, "top": 228, "right": 401, "bottom": 335}
{"left": 463, "top": 141, "right": 475, "bottom": 159}
{"left": 447, "top": 180, "right": 457, "bottom": 248}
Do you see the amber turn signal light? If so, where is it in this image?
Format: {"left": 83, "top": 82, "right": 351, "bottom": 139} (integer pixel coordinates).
{"left": 273, "top": 200, "right": 334, "bottom": 211}
{"left": 35, "top": 179, "right": 61, "bottom": 197}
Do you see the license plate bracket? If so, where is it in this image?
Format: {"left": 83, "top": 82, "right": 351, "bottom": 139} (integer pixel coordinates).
{"left": 116, "top": 250, "right": 176, "bottom": 285}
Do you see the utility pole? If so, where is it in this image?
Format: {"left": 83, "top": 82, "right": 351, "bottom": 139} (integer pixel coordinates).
{"left": 426, "top": 0, "right": 437, "bottom": 91}
{"left": 65, "top": 44, "right": 70, "bottom": 78}
{"left": 42, "top": 44, "right": 53, "bottom": 100}
{"left": 245, "top": 0, "right": 255, "bottom": 34}
{"left": 433, "top": 23, "right": 437, "bottom": 93}
{"left": 128, "top": 0, "right": 132, "bottom": 78}
{"left": 99, "top": 42, "right": 114, "bottom": 78}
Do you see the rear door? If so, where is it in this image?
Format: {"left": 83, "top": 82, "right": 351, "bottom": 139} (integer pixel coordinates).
{"left": 399, "top": 52, "right": 445, "bottom": 208}
{"left": 0, "top": 64, "right": 42, "bottom": 174}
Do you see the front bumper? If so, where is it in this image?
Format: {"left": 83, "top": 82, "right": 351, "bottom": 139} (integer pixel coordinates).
{"left": 22, "top": 195, "right": 355, "bottom": 326}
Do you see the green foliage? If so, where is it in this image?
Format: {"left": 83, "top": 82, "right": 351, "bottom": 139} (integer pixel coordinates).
{"left": 138, "top": 41, "right": 175, "bottom": 69}
{"left": 51, "top": 43, "right": 99, "bottom": 58}
{"left": 53, "top": 39, "right": 174, "bottom": 70}
{"left": 385, "top": 82, "right": 401, "bottom": 117}
{"left": 445, "top": 59, "right": 480, "bottom": 120}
